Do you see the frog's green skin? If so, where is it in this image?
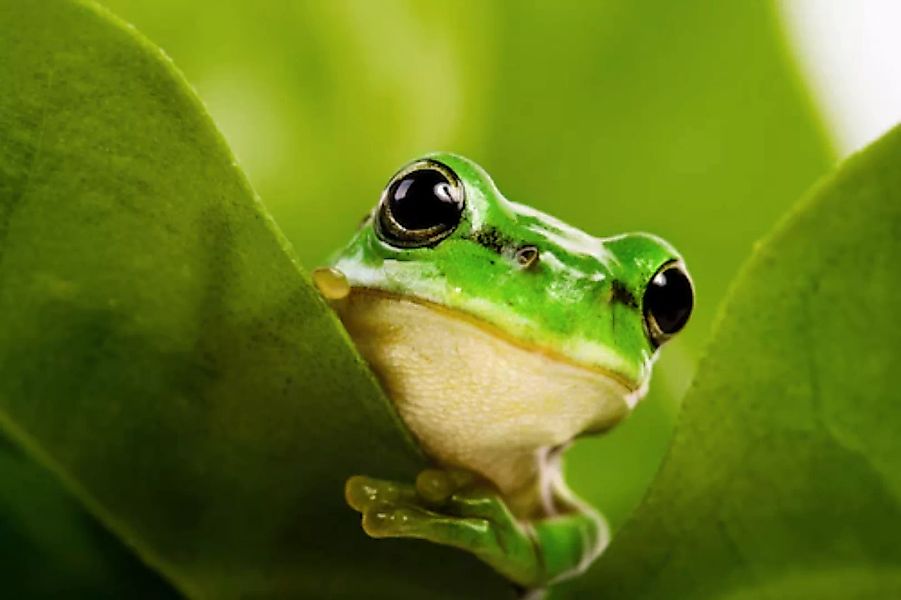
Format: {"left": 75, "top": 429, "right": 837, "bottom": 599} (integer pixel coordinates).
{"left": 319, "top": 153, "right": 691, "bottom": 590}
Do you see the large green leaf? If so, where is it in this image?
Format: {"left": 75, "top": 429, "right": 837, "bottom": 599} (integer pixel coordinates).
{"left": 0, "top": 1, "right": 511, "bottom": 596}
{"left": 97, "top": 0, "right": 833, "bottom": 529}
{"left": 559, "top": 125, "right": 901, "bottom": 597}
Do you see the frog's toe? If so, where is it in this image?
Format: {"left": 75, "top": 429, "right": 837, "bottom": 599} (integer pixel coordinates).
{"left": 414, "top": 470, "right": 515, "bottom": 527}
{"left": 415, "top": 468, "right": 477, "bottom": 504}
{"left": 344, "top": 475, "right": 417, "bottom": 512}
{"left": 446, "top": 487, "right": 518, "bottom": 525}
{"left": 362, "top": 502, "right": 493, "bottom": 548}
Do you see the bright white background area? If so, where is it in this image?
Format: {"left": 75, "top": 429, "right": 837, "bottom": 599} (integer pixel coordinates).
{"left": 781, "top": 0, "right": 901, "bottom": 156}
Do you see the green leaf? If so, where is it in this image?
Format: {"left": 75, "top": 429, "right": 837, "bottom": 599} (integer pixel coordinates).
{"left": 0, "top": 0, "right": 511, "bottom": 596}
{"left": 559, "top": 126, "right": 901, "bottom": 597}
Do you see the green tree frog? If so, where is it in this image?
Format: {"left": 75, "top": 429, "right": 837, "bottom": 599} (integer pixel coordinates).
{"left": 313, "top": 153, "right": 693, "bottom": 590}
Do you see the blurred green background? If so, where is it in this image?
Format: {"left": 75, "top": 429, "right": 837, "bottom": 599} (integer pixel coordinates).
{"left": 96, "top": 0, "right": 833, "bottom": 530}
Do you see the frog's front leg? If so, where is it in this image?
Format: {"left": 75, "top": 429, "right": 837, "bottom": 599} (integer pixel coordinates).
{"left": 345, "top": 470, "right": 606, "bottom": 589}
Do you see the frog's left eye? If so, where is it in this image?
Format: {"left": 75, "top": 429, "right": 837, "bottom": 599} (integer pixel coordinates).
{"left": 376, "top": 160, "right": 465, "bottom": 248}
{"left": 643, "top": 261, "right": 694, "bottom": 347}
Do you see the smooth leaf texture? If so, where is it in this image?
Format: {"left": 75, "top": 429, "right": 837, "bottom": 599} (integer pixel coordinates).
{"left": 0, "top": 438, "right": 176, "bottom": 598}
{"left": 0, "top": 1, "right": 511, "bottom": 597}
{"left": 98, "top": 0, "right": 834, "bottom": 532}
{"left": 559, "top": 126, "right": 901, "bottom": 597}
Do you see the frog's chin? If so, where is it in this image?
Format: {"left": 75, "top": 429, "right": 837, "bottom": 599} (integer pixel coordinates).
{"left": 331, "top": 288, "right": 646, "bottom": 496}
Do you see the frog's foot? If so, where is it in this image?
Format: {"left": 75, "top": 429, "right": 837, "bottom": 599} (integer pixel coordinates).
{"left": 345, "top": 469, "right": 543, "bottom": 588}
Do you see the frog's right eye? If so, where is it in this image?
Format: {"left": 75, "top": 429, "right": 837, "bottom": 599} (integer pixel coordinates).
{"left": 376, "top": 160, "right": 465, "bottom": 248}
{"left": 643, "top": 261, "right": 694, "bottom": 347}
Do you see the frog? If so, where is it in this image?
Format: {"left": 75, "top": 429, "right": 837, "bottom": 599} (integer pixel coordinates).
{"left": 312, "top": 153, "right": 693, "bottom": 591}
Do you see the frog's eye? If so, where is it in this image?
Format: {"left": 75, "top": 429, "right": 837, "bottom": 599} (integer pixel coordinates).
{"left": 376, "top": 160, "right": 465, "bottom": 248}
{"left": 643, "top": 261, "right": 694, "bottom": 347}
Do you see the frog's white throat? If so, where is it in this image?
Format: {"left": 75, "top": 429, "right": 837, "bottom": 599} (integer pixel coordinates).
{"left": 333, "top": 289, "right": 643, "bottom": 501}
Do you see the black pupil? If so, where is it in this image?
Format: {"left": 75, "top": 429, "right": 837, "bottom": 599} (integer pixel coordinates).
{"left": 645, "top": 266, "right": 693, "bottom": 335}
{"left": 387, "top": 169, "right": 461, "bottom": 231}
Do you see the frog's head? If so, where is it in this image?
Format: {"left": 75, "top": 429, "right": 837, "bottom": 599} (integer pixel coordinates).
{"left": 321, "top": 153, "right": 693, "bottom": 488}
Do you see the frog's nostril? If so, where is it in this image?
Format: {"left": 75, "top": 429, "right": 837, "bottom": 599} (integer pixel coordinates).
{"left": 514, "top": 245, "right": 540, "bottom": 269}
